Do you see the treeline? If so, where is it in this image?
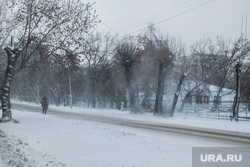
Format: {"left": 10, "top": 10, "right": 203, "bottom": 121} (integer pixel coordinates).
{"left": 0, "top": 0, "right": 249, "bottom": 118}
{"left": 9, "top": 31, "right": 250, "bottom": 116}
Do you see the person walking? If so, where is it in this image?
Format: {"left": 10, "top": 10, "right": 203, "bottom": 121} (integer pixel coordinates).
{"left": 41, "top": 96, "right": 49, "bottom": 114}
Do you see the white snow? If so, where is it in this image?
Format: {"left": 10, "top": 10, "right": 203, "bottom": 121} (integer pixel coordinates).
{"left": 0, "top": 101, "right": 250, "bottom": 167}
{"left": 0, "top": 157, "right": 4, "bottom": 167}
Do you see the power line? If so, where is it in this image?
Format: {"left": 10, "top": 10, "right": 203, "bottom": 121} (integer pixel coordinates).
{"left": 96, "top": 0, "right": 200, "bottom": 35}
{"left": 117, "top": 0, "right": 195, "bottom": 33}
{"left": 96, "top": 25, "right": 108, "bottom": 34}
{"left": 128, "top": 0, "right": 216, "bottom": 35}
{"left": 118, "top": 0, "right": 215, "bottom": 34}
{"left": 155, "top": 0, "right": 216, "bottom": 25}
{"left": 94, "top": 0, "right": 216, "bottom": 38}
{"left": 94, "top": 21, "right": 119, "bottom": 36}
{"left": 101, "top": 22, "right": 118, "bottom": 35}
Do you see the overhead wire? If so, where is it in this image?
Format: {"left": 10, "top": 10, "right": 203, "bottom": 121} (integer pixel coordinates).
{"left": 95, "top": 0, "right": 199, "bottom": 36}
{"left": 101, "top": 22, "right": 119, "bottom": 35}
{"left": 155, "top": 0, "right": 216, "bottom": 25}
{"left": 117, "top": 0, "right": 195, "bottom": 33}
{"left": 94, "top": 0, "right": 217, "bottom": 37}
{"left": 96, "top": 25, "right": 108, "bottom": 34}
{"left": 128, "top": 0, "right": 217, "bottom": 35}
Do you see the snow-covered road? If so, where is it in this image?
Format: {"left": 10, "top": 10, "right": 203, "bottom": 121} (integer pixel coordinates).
{"left": 12, "top": 102, "right": 250, "bottom": 145}
{"left": 0, "top": 101, "right": 249, "bottom": 167}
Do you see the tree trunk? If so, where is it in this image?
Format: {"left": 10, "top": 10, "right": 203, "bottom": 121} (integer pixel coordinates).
{"left": 178, "top": 75, "right": 211, "bottom": 113}
{"left": 178, "top": 92, "right": 191, "bottom": 113}
{"left": 212, "top": 73, "right": 229, "bottom": 112}
{"left": 170, "top": 73, "right": 186, "bottom": 117}
{"left": 123, "top": 92, "right": 127, "bottom": 110}
{"left": 91, "top": 78, "right": 96, "bottom": 108}
{"left": 154, "top": 61, "right": 167, "bottom": 115}
{"left": 125, "top": 63, "right": 140, "bottom": 114}
{"left": 248, "top": 98, "right": 250, "bottom": 111}
{"left": 115, "top": 92, "right": 121, "bottom": 110}
{"left": 212, "top": 85, "right": 224, "bottom": 112}
{"left": 1, "top": 38, "right": 23, "bottom": 122}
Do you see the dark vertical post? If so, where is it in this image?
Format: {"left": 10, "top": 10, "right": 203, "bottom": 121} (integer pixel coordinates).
{"left": 232, "top": 63, "right": 241, "bottom": 121}
{"left": 154, "top": 61, "right": 167, "bottom": 115}
{"left": 170, "top": 73, "right": 186, "bottom": 117}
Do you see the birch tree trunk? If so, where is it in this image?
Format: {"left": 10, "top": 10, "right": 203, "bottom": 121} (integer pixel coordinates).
{"left": 0, "top": 37, "right": 23, "bottom": 122}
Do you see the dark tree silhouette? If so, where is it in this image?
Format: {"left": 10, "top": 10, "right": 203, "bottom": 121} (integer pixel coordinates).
{"left": 1, "top": 37, "right": 23, "bottom": 122}
{"left": 114, "top": 38, "right": 141, "bottom": 114}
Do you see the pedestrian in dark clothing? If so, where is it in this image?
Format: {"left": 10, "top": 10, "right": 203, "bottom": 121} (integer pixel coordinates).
{"left": 41, "top": 96, "right": 49, "bottom": 114}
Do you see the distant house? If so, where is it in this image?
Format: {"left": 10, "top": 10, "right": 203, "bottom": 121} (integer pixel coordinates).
{"left": 182, "top": 83, "right": 235, "bottom": 106}
{"left": 138, "top": 82, "right": 235, "bottom": 112}
{"left": 187, "top": 86, "right": 211, "bottom": 104}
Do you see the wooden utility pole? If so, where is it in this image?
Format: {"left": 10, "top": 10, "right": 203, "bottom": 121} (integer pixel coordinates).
{"left": 232, "top": 63, "right": 241, "bottom": 122}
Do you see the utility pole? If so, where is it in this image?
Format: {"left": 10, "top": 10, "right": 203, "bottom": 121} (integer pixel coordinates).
{"left": 232, "top": 63, "right": 241, "bottom": 121}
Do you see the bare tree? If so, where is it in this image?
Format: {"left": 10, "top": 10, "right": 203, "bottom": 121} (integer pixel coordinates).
{"left": 209, "top": 37, "right": 235, "bottom": 112}
{"left": 169, "top": 39, "right": 188, "bottom": 117}
{"left": 1, "top": 0, "right": 98, "bottom": 122}
{"left": 178, "top": 37, "right": 250, "bottom": 115}
{"left": 114, "top": 37, "right": 141, "bottom": 114}
{"left": 0, "top": 37, "right": 24, "bottom": 122}
{"left": 81, "top": 33, "right": 115, "bottom": 108}
{"left": 0, "top": 0, "right": 16, "bottom": 48}
{"left": 0, "top": 0, "right": 17, "bottom": 89}
{"left": 12, "top": 0, "right": 98, "bottom": 71}
{"left": 141, "top": 33, "right": 174, "bottom": 115}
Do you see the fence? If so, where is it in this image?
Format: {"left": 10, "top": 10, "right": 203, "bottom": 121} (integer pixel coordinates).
{"left": 177, "top": 101, "right": 250, "bottom": 120}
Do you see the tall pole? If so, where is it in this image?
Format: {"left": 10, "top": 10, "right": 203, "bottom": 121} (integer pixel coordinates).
{"left": 232, "top": 63, "right": 241, "bottom": 121}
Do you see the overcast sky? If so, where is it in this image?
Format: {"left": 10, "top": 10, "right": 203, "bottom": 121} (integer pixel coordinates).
{"left": 88, "top": 0, "right": 250, "bottom": 45}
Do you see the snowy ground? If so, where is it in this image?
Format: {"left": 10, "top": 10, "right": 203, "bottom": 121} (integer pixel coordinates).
{"left": 0, "top": 101, "right": 250, "bottom": 167}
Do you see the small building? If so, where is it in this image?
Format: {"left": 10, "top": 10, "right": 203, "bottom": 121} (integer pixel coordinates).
{"left": 187, "top": 86, "right": 211, "bottom": 104}
{"left": 180, "top": 83, "right": 236, "bottom": 113}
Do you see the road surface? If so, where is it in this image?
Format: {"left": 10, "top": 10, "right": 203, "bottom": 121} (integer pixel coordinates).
{"left": 12, "top": 102, "right": 250, "bottom": 145}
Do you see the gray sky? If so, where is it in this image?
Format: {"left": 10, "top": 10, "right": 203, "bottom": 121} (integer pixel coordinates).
{"left": 88, "top": 0, "right": 250, "bottom": 45}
